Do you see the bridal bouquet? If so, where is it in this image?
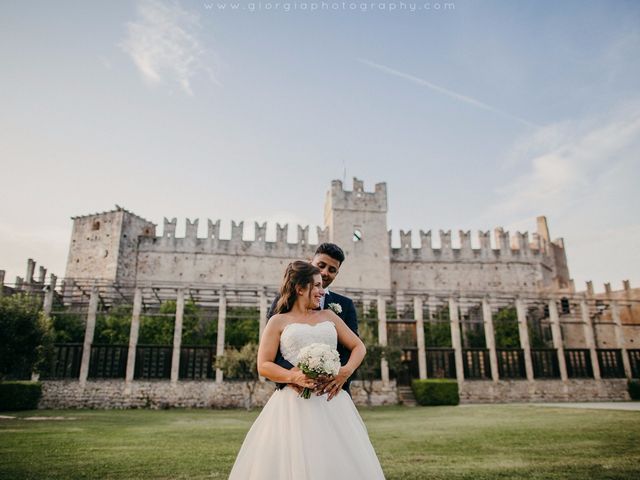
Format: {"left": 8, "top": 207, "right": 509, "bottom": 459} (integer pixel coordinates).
{"left": 296, "top": 343, "right": 341, "bottom": 399}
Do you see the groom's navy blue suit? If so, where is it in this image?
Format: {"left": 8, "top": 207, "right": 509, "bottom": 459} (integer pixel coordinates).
{"left": 267, "top": 291, "right": 359, "bottom": 395}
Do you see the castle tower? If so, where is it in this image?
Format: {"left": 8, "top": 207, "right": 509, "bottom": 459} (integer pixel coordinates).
{"left": 536, "top": 216, "right": 573, "bottom": 291}
{"left": 324, "top": 178, "right": 391, "bottom": 291}
{"left": 64, "top": 206, "right": 156, "bottom": 284}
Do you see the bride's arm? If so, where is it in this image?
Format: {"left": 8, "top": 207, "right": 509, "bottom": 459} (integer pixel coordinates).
{"left": 257, "top": 315, "right": 317, "bottom": 389}
{"left": 324, "top": 311, "right": 366, "bottom": 400}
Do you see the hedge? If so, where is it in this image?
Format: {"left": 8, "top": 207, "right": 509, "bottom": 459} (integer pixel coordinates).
{"left": 412, "top": 379, "right": 459, "bottom": 406}
{"left": 0, "top": 381, "right": 42, "bottom": 411}
{"left": 629, "top": 379, "right": 640, "bottom": 401}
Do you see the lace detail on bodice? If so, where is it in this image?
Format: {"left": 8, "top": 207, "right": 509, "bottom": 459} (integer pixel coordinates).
{"left": 280, "top": 321, "right": 338, "bottom": 365}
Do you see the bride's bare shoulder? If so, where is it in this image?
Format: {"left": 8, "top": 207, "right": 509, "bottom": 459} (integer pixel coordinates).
{"left": 322, "top": 309, "right": 342, "bottom": 325}
{"left": 268, "top": 313, "right": 291, "bottom": 330}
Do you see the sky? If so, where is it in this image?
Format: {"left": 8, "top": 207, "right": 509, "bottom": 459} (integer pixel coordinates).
{"left": 1, "top": 0, "right": 639, "bottom": 292}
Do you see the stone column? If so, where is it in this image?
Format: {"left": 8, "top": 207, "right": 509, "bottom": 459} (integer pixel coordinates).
{"left": 259, "top": 288, "right": 268, "bottom": 339}
{"left": 579, "top": 297, "right": 601, "bottom": 380}
{"left": 30, "top": 274, "right": 58, "bottom": 380}
{"left": 414, "top": 296, "right": 427, "bottom": 379}
{"left": 515, "top": 297, "right": 535, "bottom": 381}
{"left": 482, "top": 297, "right": 500, "bottom": 382}
{"left": 459, "top": 303, "right": 469, "bottom": 349}
{"left": 125, "top": 288, "right": 143, "bottom": 386}
{"left": 0, "top": 270, "right": 5, "bottom": 298}
{"left": 258, "top": 288, "right": 268, "bottom": 382}
{"left": 362, "top": 294, "right": 370, "bottom": 318}
{"left": 25, "top": 258, "right": 35, "bottom": 285}
{"left": 215, "top": 290, "right": 227, "bottom": 383}
{"left": 548, "top": 298, "right": 568, "bottom": 381}
{"left": 449, "top": 297, "right": 465, "bottom": 384}
{"left": 377, "top": 295, "right": 389, "bottom": 386}
{"left": 170, "top": 289, "right": 185, "bottom": 384}
{"left": 427, "top": 295, "right": 438, "bottom": 335}
{"left": 42, "top": 274, "right": 57, "bottom": 317}
{"left": 611, "top": 300, "right": 633, "bottom": 379}
{"left": 79, "top": 285, "right": 99, "bottom": 385}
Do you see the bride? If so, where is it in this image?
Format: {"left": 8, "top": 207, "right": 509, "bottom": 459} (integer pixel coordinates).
{"left": 228, "top": 261, "right": 386, "bottom": 479}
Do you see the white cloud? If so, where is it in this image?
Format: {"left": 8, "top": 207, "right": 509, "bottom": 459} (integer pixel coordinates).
{"left": 480, "top": 102, "right": 640, "bottom": 288}
{"left": 121, "top": 0, "right": 216, "bottom": 95}
{"left": 484, "top": 102, "right": 640, "bottom": 222}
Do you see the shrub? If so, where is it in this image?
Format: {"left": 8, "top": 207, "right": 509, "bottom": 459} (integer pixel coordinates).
{"left": 357, "top": 322, "right": 402, "bottom": 406}
{"left": 216, "top": 343, "right": 260, "bottom": 410}
{"left": 0, "top": 294, "right": 50, "bottom": 380}
{"left": 628, "top": 379, "right": 640, "bottom": 401}
{"left": 0, "top": 381, "right": 42, "bottom": 411}
{"left": 412, "top": 379, "right": 459, "bottom": 406}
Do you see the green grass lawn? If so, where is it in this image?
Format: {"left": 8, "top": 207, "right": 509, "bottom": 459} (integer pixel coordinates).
{"left": 1, "top": 404, "right": 639, "bottom": 479}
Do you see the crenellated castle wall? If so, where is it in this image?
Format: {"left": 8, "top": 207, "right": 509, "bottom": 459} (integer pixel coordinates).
{"left": 389, "top": 225, "right": 572, "bottom": 294}
{"left": 134, "top": 218, "right": 329, "bottom": 285}
{"left": 63, "top": 178, "right": 573, "bottom": 296}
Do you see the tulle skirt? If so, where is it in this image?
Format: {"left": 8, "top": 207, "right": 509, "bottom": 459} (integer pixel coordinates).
{"left": 228, "top": 387, "right": 385, "bottom": 479}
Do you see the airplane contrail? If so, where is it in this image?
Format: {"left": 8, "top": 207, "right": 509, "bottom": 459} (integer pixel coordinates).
{"left": 358, "top": 58, "right": 538, "bottom": 128}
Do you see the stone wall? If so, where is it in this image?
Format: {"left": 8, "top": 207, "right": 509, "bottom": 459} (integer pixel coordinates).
{"left": 39, "top": 379, "right": 399, "bottom": 409}
{"left": 350, "top": 380, "right": 398, "bottom": 406}
{"left": 63, "top": 179, "right": 572, "bottom": 296}
{"left": 40, "top": 378, "right": 631, "bottom": 409}
{"left": 458, "top": 379, "right": 631, "bottom": 403}
{"left": 390, "top": 258, "right": 543, "bottom": 294}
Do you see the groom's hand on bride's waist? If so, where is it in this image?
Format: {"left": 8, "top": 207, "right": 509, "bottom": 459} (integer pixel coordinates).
{"left": 316, "top": 367, "right": 353, "bottom": 401}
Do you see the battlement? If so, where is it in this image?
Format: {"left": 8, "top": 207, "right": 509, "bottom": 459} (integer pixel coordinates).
{"left": 583, "top": 279, "right": 636, "bottom": 297}
{"left": 328, "top": 177, "right": 387, "bottom": 213}
{"left": 139, "top": 217, "right": 329, "bottom": 256}
{"left": 390, "top": 226, "right": 561, "bottom": 262}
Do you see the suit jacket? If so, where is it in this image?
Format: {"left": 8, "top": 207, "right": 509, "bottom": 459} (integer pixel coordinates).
{"left": 267, "top": 290, "right": 359, "bottom": 395}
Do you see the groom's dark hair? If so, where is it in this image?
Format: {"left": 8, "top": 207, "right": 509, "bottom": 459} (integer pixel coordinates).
{"left": 315, "top": 243, "right": 345, "bottom": 265}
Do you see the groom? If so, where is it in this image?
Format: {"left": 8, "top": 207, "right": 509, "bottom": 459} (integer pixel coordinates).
{"left": 267, "top": 242, "right": 359, "bottom": 400}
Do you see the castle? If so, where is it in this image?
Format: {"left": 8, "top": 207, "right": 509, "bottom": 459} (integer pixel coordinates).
{"left": 63, "top": 177, "right": 573, "bottom": 297}
{"left": 3, "top": 177, "right": 638, "bottom": 408}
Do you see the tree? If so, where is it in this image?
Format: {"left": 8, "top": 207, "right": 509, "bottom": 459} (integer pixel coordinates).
{"left": 356, "top": 322, "right": 402, "bottom": 406}
{"left": 94, "top": 304, "right": 132, "bottom": 344}
{"left": 0, "top": 294, "right": 50, "bottom": 380}
{"left": 216, "top": 342, "right": 260, "bottom": 410}
{"left": 225, "top": 307, "right": 259, "bottom": 349}
{"left": 424, "top": 320, "right": 452, "bottom": 347}
{"left": 138, "top": 300, "right": 203, "bottom": 345}
{"left": 494, "top": 307, "right": 521, "bottom": 348}
{"left": 51, "top": 310, "right": 85, "bottom": 343}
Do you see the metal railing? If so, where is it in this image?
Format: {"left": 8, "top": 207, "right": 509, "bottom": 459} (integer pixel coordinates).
{"left": 179, "top": 346, "right": 215, "bottom": 380}
{"left": 565, "top": 349, "right": 593, "bottom": 378}
{"left": 597, "top": 349, "right": 625, "bottom": 378}
{"left": 462, "top": 348, "right": 491, "bottom": 380}
{"left": 134, "top": 345, "right": 172, "bottom": 379}
{"left": 531, "top": 348, "right": 560, "bottom": 378}
{"left": 496, "top": 348, "right": 526, "bottom": 379}
{"left": 425, "top": 348, "right": 456, "bottom": 379}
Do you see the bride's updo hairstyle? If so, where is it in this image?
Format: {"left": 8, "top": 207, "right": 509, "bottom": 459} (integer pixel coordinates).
{"left": 274, "top": 261, "right": 321, "bottom": 314}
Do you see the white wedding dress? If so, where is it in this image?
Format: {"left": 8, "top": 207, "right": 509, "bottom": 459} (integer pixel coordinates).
{"left": 228, "top": 321, "right": 386, "bottom": 479}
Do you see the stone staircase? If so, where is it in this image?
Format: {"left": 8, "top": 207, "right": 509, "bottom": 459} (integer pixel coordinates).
{"left": 397, "top": 385, "right": 418, "bottom": 407}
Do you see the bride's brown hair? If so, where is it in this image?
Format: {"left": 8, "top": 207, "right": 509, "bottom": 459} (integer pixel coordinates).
{"left": 274, "top": 261, "right": 321, "bottom": 314}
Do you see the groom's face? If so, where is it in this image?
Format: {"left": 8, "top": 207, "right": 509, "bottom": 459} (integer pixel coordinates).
{"left": 312, "top": 253, "right": 341, "bottom": 289}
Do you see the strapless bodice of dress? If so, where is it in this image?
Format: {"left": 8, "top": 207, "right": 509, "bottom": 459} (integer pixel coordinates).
{"left": 279, "top": 321, "right": 338, "bottom": 366}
